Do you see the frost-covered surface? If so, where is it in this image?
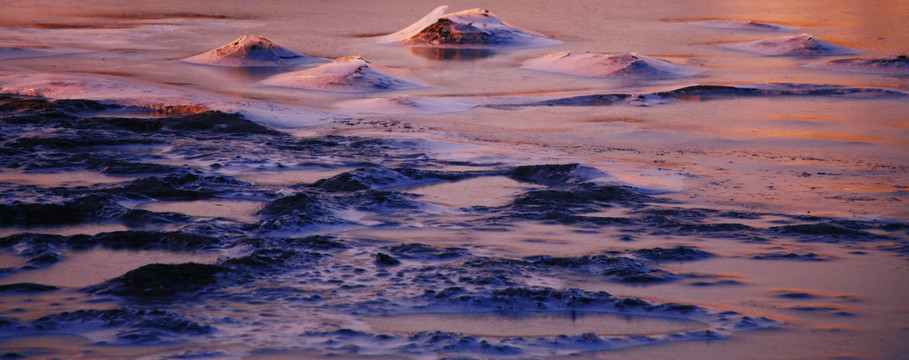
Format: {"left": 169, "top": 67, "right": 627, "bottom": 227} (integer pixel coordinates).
{"left": 183, "top": 35, "right": 319, "bottom": 67}
{"left": 378, "top": 6, "right": 558, "bottom": 47}
{"left": 523, "top": 51, "right": 702, "bottom": 79}
{"left": 722, "top": 33, "right": 859, "bottom": 56}
{"left": 262, "top": 56, "right": 425, "bottom": 92}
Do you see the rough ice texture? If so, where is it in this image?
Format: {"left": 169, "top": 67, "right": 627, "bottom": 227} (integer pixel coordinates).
{"left": 523, "top": 51, "right": 702, "bottom": 79}
{"left": 262, "top": 56, "right": 425, "bottom": 92}
{"left": 378, "top": 6, "right": 558, "bottom": 47}
{"left": 722, "top": 34, "right": 859, "bottom": 56}
{"left": 182, "top": 35, "right": 317, "bottom": 67}
{"left": 816, "top": 55, "right": 909, "bottom": 75}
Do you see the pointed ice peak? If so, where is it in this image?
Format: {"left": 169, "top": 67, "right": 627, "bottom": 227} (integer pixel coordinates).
{"left": 183, "top": 35, "right": 318, "bottom": 67}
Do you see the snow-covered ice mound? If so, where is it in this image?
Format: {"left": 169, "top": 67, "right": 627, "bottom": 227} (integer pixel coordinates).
{"left": 816, "top": 55, "right": 909, "bottom": 75}
{"left": 723, "top": 33, "right": 859, "bottom": 56}
{"left": 262, "top": 56, "right": 425, "bottom": 92}
{"left": 690, "top": 20, "right": 792, "bottom": 32}
{"left": 378, "top": 5, "right": 557, "bottom": 47}
{"left": 523, "top": 51, "right": 702, "bottom": 79}
{"left": 183, "top": 35, "right": 318, "bottom": 67}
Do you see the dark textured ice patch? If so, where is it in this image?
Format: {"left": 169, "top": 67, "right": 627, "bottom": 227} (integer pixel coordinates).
{"left": 753, "top": 252, "right": 828, "bottom": 261}
{"left": 87, "top": 248, "right": 324, "bottom": 298}
{"left": 1, "top": 231, "right": 221, "bottom": 254}
{"left": 388, "top": 243, "right": 470, "bottom": 260}
{"left": 772, "top": 223, "right": 880, "bottom": 241}
{"left": 68, "top": 231, "right": 222, "bottom": 251}
{"left": 87, "top": 263, "right": 227, "bottom": 297}
{"left": 506, "top": 163, "right": 597, "bottom": 186}
{"left": 632, "top": 246, "right": 714, "bottom": 261}
{"left": 311, "top": 166, "right": 484, "bottom": 192}
{"left": 108, "top": 172, "right": 253, "bottom": 201}
{"left": 0, "top": 283, "right": 59, "bottom": 294}
{"left": 255, "top": 188, "right": 423, "bottom": 230}
{"left": 32, "top": 308, "right": 212, "bottom": 343}
{"left": 375, "top": 252, "right": 402, "bottom": 266}
{"left": 507, "top": 182, "right": 650, "bottom": 224}
{"left": 464, "top": 254, "right": 675, "bottom": 284}
{"left": 0, "top": 194, "right": 123, "bottom": 226}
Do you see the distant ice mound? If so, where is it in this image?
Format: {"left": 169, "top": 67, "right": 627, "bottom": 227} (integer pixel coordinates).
{"left": 378, "top": 5, "right": 557, "bottom": 47}
{"left": 816, "top": 55, "right": 909, "bottom": 75}
{"left": 723, "top": 33, "right": 859, "bottom": 56}
{"left": 691, "top": 20, "right": 792, "bottom": 32}
{"left": 523, "top": 51, "right": 702, "bottom": 79}
{"left": 261, "top": 56, "right": 425, "bottom": 92}
{"left": 183, "top": 35, "right": 317, "bottom": 67}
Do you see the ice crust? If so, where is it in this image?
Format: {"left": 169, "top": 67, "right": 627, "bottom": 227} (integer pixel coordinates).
{"left": 523, "top": 51, "right": 702, "bottom": 79}
{"left": 183, "top": 35, "right": 318, "bottom": 67}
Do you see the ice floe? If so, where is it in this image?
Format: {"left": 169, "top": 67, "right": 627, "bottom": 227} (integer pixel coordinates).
{"left": 523, "top": 51, "right": 702, "bottom": 79}
{"left": 722, "top": 33, "right": 859, "bottom": 56}
{"left": 377, "top": 5, "right": 558, "bottom": 47}
{"left": 262, "top": 55, "right": 425, "bottom": 92}
{"left": 182, "top": 35, "right": 319, "bottom": 67}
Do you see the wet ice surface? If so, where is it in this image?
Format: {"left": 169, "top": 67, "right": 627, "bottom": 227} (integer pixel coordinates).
{"left": 1, "top": 1, "right": 908, "bottom": 359}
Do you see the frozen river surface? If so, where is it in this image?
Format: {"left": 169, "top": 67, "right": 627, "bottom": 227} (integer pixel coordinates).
{"left": 0, "top": 1, "right": 907, "bottom": 359}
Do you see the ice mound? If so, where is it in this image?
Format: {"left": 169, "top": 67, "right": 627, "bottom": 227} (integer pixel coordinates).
{"left": 523, "top": 51, "right": 702, "bottom": 79}
{"left": 378, "top": 5, "right": 557, "bottom": 47}
{"left": 723, "top": 33, "right": 859, "bottom": 56}
{"left": 262, "top": 56, "right": 425, "bottom": 92}
{"left": 816, "top": 55, "right": 909, "bottom": 75}
{"left": 691, "top": 20, "right": 792, "bottom": 31}
{"left": 183, "top": 35, "right": 317, "bottom": 67}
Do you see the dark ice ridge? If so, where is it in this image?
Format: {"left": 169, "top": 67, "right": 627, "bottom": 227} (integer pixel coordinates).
{"left": 820, "top": 55, "right": 909, "bottom": 75}
{"left": 752, "top": 252, "right": 829, "bottom": 261}
{"left": 516, "top": 83, "right": 908, "bottom": 107}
